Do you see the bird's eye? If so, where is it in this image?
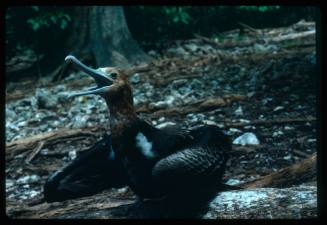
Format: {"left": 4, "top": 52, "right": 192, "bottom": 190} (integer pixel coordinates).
{"left": 110, "top": 72, "right": 118, "bottom": 79}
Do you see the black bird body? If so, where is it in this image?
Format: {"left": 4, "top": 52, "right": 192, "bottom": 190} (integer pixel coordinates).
{"left": 110, "top": 118, "right": 231, "bottom": 199}
{"left": 43, "top": 56, "right": 232, "bottom": 204}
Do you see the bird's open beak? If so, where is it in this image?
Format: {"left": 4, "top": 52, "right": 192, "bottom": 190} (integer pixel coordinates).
{"left": 65, "top": 55, "right": 113, "bottom": 97}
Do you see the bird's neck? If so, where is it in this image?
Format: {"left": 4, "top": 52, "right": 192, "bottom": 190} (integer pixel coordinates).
{"left": 105, "top": 99, "right": 138, "bottom": 139}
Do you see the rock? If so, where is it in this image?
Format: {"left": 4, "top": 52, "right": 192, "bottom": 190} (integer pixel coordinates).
{"left": 68, "top": 150, "right": 77, "bottom": 160}
{"left": 148, "top": 50, "right": 157, "bottom": 56}
{"left": 185, "top": 43, "right": 198, "bottom": 52}
{"left": 283, "top": 154, "right": 292, "bottom": 160}
{"left": 233, "top": 132, "right": 260, "bottom": 145}
{"left": 172, "top": 79, "right": 187, "bottom": 87}
{"left": 239, "top": 119, "right": 250, "bottom": 123}
{"left": 23, "top": 184, "right": 30, "bottom": 189}
{"left": 225, "top": 178, "right": 241, "bottom": 186}
{"left": 203, "top": 120, "right": 217, "bottom": 126}
{"left": 150, "top": 101, "right": 168, "bottom": 108}
{"left": 130, "top": 73, "right": 140, "bottom": 84}
{"left": 6, "top": 179, "right": 15, "bottom": 190}
{"left": 262, "top": 97, "right": 273, "bottom": 105}
{"left": 53, "top": 84, "right": 66, "bottom": 92}
{"left": 273, "top": 106, "right": 284, "bottom": 112}
{"left": 247, "top": 92, "right": 256, "bottom": 98}
{"left": 228, "top": 128, "right": 242, "bottom": 134}
{"left": 284, "top": 126, "right": 294, "bottom": 130}
{"left": 273, "top": 131, "right": 284, "bottom": 137}
{"left": 156, "top": 122, "right": 176, "bottom": 129}
{"left": 5, "top": 108, "right": 17, "bottom": 121}
{"left": 29, "top": 190, "right": 41, "bottom": 198}
{"left": 187, "top": 113, "right": 198, "bottom": 123}
{"left": 72, "top": 115, "right": 89, "bottom": 128}
{"left": 234, "top": 106, "right": 243, "bottom": 116}
{"left": 7, "top": 123, "right": 19, "bottom": 132}
{"left": 167, "top": 46, "right": 188, "bottom": 56}
{"left": 35, "top": 89, "right": 58, "bottom": 109}
{"left": 203, "top": 186, "right": 317, "bottom": 219}
{"left": 116, "top": 187, "right": 129, "bottom": 194}
{"left": 165, "top": 95, "right": 175, "bottom": 107}
{"left": 17, "top": 121, "right": 27, "bottom": 127}
{"left": 16, "top": 175, "right": 40, "bottom": 185}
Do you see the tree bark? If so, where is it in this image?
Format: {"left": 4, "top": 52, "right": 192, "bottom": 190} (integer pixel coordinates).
{"left": 67, "top": 6, "right": 150, "bottom": 68}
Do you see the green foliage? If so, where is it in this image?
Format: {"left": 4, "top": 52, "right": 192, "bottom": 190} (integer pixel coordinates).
{"left": 6, "top": 6, "right": 72, "bottom": 59}
{"left": 238, "top": 6, "right": 280, "bottom": 12}
{"left": 27, "top": 10, "right": 71, "bottom": 31}
{"left": 125, "top": 6, "right": 311, "bottom": 50}
{"left": 163, "top": 6, "right": 191, "bottom": 24}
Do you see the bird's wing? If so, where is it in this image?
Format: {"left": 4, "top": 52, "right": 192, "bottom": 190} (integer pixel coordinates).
{"left": 151, "top": 146, "right": 227, "bottom": 194}
{"left": 43, "top": 135, "right": 127, "bottom": 202}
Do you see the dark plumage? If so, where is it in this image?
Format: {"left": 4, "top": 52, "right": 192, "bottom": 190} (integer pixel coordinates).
{"left": 43, "top": 135, "right": 127, "bottom": 202}
{"left": 44, "top": 55, "right": 232, "bottom": 205}
{"left": 111, "top": 118, "right": 231, "bottom": 199}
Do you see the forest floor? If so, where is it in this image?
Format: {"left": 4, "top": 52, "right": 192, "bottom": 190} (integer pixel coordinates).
{"left": 5, "top": 20, "right": 318, "bottom": 219}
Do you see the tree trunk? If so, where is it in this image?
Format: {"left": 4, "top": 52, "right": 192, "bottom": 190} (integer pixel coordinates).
{"left": 67, "top": 6, "right": 150, "bottom": 68}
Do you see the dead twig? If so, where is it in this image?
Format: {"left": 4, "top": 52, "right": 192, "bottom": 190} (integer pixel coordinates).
{"left": 269, "top": 30, "right": 315, "bottom": 43}
{"left": 238, "top": 22, "right": 262, "bottom": 35}
{"left": 25, "top": 141, "right": 45, "bottom": 164}
{"left": 137, "top": 94, "right": 246, "bottom": 118}
{"left": 6, "top": 126, "right": 104, "bottom": 161}
{"left": 224, "top": 116, "right": 316, "bottom": 128}
{"left": 292, "top": 149, "right": 312, "bottom": 158}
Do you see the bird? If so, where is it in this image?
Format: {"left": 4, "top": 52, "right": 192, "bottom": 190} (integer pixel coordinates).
{"left": 43, "top": 134, "right": 128, "bottom": 202}
{"left": 60, "top": 55, "right": 233, "bottom": 201}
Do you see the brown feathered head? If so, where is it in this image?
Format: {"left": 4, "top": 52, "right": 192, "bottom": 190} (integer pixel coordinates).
{"left": 65, "top": 55, "right": 134, "bottom": 109}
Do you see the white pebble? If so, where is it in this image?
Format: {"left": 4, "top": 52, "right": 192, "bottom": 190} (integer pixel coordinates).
{"left": 273, "top": 106, "right": 284, "bottom": 112}
{"left": 273, "top": 131, "right": 284, "bottom": 137}
{"left": 17, "top": 175, "right": 41, "bottom": 185}
{"left": 234, "top": 106, "right": 243, "bottom": 116}
{"left": 203, "top": 120, "right": 217, "bottom": 126}
{"left": 229, "top": 128, "right": 242, "bottom": 134}
{"left": 233, "top": 132, "right": 260, "bottom": 146}
{"left": 156, "top": 122, "right": 176, "bottom": 129}
{"left": 68, "top": 150, "right": 77, "bottom": 160}
{"left": 239, "top": 119, "right": 250, "bottom": 123}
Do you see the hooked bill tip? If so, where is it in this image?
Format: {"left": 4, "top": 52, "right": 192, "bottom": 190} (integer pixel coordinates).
{"left": 65, "top": 55, "right": 76, "bottom": 62}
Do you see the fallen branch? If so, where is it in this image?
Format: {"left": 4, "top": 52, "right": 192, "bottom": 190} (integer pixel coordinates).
{"left": 25, "top": 141, "right": 45, "bottom": 164}
{"left": 154, "top": 74, "right": 202, "bottom": 87}
{"left": 240, "top": 153, "right": 316, "bottom": 188}
{"left": 6, "top": 126, "right": 105, "bottom": 161}
{"left": 137, "top": 94, "right": 246, "bottom": 118}
{"left": 238, "top": 22, "right": 262, "bottom": 35}
{"left": 224, "top": 116, "right": 316, "bottom": 128}
{"left": 195, "top": 29, "right": 315, "bottom": 49}
{"left": 269, "top": 30, "right": 315, "bottom": 43}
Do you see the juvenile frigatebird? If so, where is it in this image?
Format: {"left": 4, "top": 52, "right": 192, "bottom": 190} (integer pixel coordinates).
{"left": 44, "top": 56, "right": 233, "bottom": 213}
